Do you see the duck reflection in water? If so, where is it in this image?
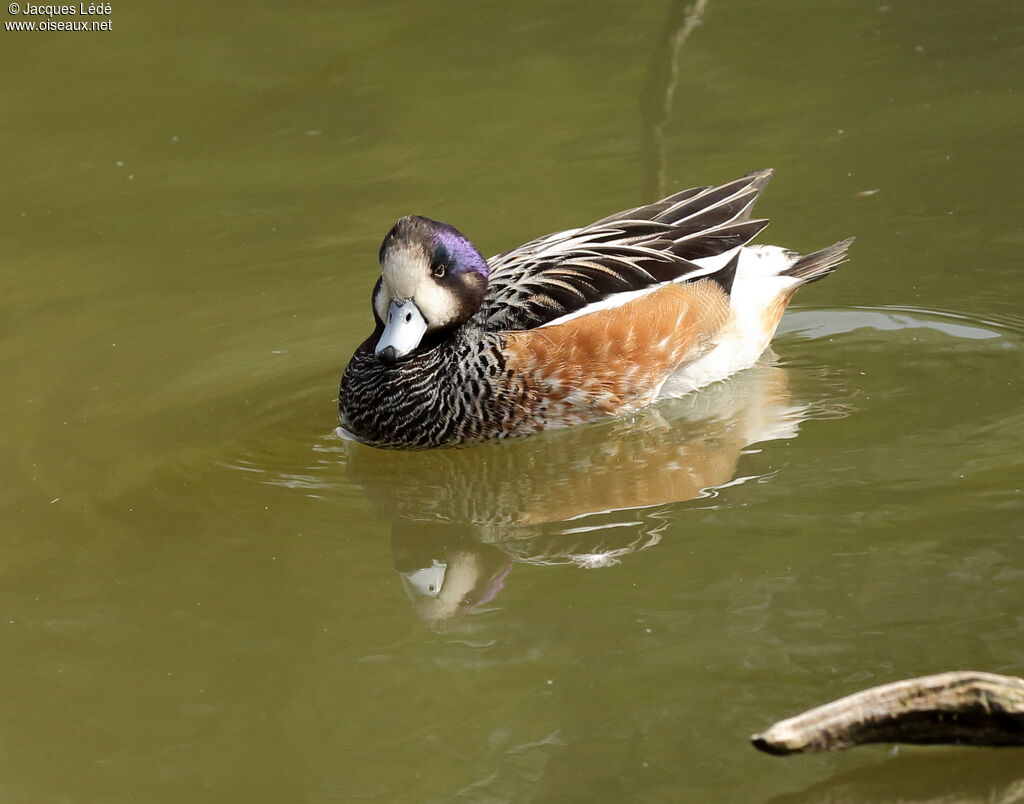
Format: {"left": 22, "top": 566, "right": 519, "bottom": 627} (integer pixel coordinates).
{"left": 344, "top": 357, "right": 815, "bottom": 629}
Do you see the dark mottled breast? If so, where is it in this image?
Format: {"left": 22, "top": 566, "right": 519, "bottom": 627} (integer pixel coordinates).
{"left": 339, "top": 327, "right": 531, "bottom": 448}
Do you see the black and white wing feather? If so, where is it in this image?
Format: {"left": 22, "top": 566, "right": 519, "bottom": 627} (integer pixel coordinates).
{"left": 476, "top": 169, "right": 773, "bottom": 332}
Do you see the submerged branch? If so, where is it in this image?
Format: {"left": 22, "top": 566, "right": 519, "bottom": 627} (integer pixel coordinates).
{"left": 752, "top": 671, "right": 1024, "bottom": 755}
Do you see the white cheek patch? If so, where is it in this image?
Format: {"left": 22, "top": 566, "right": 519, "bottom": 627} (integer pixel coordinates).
{"left": 413, "top": 279, "right": 459, "bottom": 329}
{"left": 373, "top": 282, "right": 390, "bottom": 323}
{"left": 378, "top": 246, "right": 460, "bottom": 331}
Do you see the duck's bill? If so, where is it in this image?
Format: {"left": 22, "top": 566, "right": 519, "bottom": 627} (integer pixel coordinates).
{"left": 399, "top": 559, "right": 448, "bottom": 601}
{"left": 375, "top": 299, "right": 428, "bottom": 363}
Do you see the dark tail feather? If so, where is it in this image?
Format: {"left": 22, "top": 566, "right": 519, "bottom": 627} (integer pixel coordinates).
{"left": 785, "top": 238, "right": 855, "bottom": 284}
{"left": 706, "top": 249, "right": 740, "bottom": 296}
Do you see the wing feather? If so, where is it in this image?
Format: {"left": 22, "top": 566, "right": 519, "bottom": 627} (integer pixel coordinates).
{"left": 477, "top": 169, "right": 774, "bottom": 331}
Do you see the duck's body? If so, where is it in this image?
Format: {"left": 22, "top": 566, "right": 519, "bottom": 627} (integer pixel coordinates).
{"left": 339, "top": 169, "right": 851, "bottom": 449}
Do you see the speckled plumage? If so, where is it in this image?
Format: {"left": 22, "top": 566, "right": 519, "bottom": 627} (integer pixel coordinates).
{"left": 339, "top": 170, "right": 851, "bottom": 449}
{"left": 340, "top": 326, "right": 523, "bottom": 448}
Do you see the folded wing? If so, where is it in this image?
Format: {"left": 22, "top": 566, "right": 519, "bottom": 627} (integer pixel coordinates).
{"left": 476, "top": 169, "right": 773, "bottom": 332}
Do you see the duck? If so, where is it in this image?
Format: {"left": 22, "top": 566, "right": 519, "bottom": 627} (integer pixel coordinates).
{"left": 339, "top": 169, "right": 852, "bottom": 449}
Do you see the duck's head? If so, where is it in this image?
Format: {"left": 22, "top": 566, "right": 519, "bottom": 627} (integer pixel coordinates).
{"left": 372, "top": 215, "right": 489, "bottom": 364}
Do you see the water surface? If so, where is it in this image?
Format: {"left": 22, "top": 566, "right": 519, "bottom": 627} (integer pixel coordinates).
{"left": 3, "top": 1, "right": 1023, "bottom": 801}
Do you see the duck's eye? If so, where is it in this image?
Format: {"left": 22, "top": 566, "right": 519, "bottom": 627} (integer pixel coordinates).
{"left": 432, "top": 263, "right": 447, "bottom": 279}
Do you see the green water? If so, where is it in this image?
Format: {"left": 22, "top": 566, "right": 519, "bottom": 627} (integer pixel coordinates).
{"left": 3, "top": 1, "right": 1023, "bottom": 801}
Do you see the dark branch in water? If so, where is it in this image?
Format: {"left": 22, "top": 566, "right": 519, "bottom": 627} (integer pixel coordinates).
{"left": 642, "top": 0, "right": 710, "bottom": 199}
{"left": 752, "top": 671, "right": 1024, "bottom": 755}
